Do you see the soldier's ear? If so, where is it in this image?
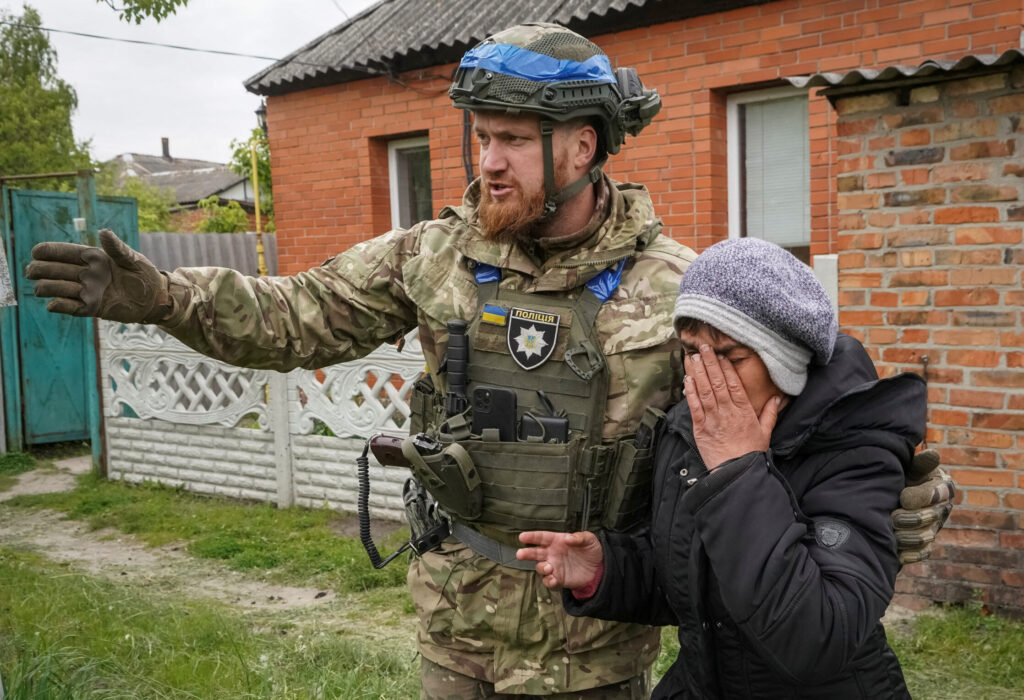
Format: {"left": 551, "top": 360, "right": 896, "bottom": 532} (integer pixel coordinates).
{"left": 568, "top": 121, "right": 598, "bottom": 171}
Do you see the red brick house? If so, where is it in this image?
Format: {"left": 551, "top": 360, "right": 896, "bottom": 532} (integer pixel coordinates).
{"left": 795, "top": 51, "right": 1024, "bottom": 614}
{"left": 245, "top": 0, "right": 1024, "bottom": 614}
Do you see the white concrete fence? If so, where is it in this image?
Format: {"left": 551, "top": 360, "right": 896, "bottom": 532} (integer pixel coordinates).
{"left": 99, "top": 321, "right": 424, "bottom": 521}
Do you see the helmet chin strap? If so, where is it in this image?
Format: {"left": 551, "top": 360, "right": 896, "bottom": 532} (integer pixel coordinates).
{"left": 540, "top": 120, "right": 606, "bottom": 219}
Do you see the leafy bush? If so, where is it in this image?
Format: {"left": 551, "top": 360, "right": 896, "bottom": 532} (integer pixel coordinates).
{"left": 194, "top": 195, "right": 249, "bottom": 233}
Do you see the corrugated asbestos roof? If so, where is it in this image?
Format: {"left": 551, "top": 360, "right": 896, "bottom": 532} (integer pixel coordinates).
{"left": 245, "top": 0, "right": 772, "bottom": 95}
{"left": 789, "top": 47, "right": 1024, "bottom": 92}
{"left": 108, "top": 152, "right": 247, "bottom": 206}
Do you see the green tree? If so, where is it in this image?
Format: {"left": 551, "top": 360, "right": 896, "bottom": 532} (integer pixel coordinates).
{"left": 95, "top": 165, "right": 177, "bottom": 232}
{"left": 194, "top": 195, "right": 249, "bottom": 233}
{"left": 119, "top": 178, "right": 177, "bottom": 231}
{"left": 96, "top": 0, "right": 189, "bottom": 23}
{"left": 0, "top": 4, "right": 91, "bottom": 184}
{"left": 229, "top": 128, "right": 274, "bottom": 232}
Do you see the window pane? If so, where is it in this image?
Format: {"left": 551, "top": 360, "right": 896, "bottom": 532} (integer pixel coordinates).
{"left": 395, "top": 144, "right": 432, "bottom": 229}
{"left": 743, "top": 95, "right": 809, "bottom": 250}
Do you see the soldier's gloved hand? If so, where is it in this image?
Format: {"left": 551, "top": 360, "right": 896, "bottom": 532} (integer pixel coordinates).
{"left": 892, "top": 448, "right": 956, "bottom": 565}
{"left": 25, "top": 228, "right": 172, "bottom": 324}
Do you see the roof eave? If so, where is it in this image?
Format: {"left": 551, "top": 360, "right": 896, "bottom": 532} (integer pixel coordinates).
{"left": 788, "top": 47, "right": 1024, "bottom": 103}
{"left": 244, "top": 0, "right": 776, "bottom": 97}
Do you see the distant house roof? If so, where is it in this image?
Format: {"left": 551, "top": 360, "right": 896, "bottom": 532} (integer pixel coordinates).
{"left": 245, "top": 0, "right": 773, "bottom": 96}
{"left": 789, "top": 47, "right": 1024, "bottom": 96}
{"left": 109, "top": 147, "right": 248, "bottom": 206}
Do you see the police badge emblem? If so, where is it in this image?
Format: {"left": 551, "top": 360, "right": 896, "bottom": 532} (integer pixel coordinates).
{"left": 507, "top": 307, "right": 559, "bottom": 370}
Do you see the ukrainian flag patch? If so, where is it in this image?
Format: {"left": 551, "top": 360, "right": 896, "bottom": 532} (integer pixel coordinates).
{"left": 482, "top": 304, "right": 508, "bottom": 326}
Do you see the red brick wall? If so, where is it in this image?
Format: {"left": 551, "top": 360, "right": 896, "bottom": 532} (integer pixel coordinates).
{"left": 265, "top": 0, "right": 1022, "bottom": 274}
{"left": 832, "top": 66, "right": 1024, "bottom": 615}
{"left": 267, "top": 76, "right": 460, "bottom": 272}
{"left": 168, "top": 208, "right": 207, "bottom": 233}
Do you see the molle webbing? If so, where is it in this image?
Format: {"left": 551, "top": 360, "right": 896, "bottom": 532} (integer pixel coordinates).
{"left": 469, "top": 263, "right": 614, "bottom": 446}
{"left": 412, "top": 259, "right": 654, "bottom": 550}
{"left": 447, "top": 263, "right": 618, "bottom": 544}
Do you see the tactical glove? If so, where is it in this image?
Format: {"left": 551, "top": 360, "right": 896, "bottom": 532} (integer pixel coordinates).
{"left": 26, "top": 228, "right": 172, "bottom": 324}
{"left": 892, "top": 448, "right": 956, "bottom": 565}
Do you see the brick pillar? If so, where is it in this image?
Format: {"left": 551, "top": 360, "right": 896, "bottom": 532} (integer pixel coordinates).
{"left": 832, "top": 66, "right": 1024, "bottom": 615}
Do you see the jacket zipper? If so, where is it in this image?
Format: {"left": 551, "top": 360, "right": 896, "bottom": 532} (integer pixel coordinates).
{"left": 548, "top": 254, "right": 631, "bottom": 270}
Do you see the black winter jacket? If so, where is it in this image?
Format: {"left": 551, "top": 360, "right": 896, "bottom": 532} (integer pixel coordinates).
{"left": 566, "top": 333, "right": 925, "bottom": 699}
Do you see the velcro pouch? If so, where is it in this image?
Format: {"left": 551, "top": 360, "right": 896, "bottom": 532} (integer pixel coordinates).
{"left": 601, "top": 406, "right": 664, "bottom": 531}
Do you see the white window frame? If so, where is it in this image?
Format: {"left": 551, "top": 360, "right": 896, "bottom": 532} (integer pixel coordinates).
{"left": 726, "top": 85, "right": 809, "bottom": 240}
{"left": 388, "top": 136, "right": 430, "bottom": 229}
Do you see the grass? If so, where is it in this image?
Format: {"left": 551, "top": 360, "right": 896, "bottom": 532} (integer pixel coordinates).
{"left": 0, "top": 548, "right": 418, "bottom": 699}
{"left": 6, "top": 547, "right": 1022, "bottom": 700}
{"left": 4, "top": 469, "right": 409, "bottom": 594}
{"left": 892, "top": 604, "right": 1024, "bottom": 699}
{"left": 0, "top": 452, "right": 36, "bottom": 476}
{"left": 3, "top": 457, "right": 1024, "bottom": 698}
{"left": 654, "top": 627, "right": 680, "bottom": 682}
{"left": 0, "top": 452, "right": 36, "bottom": 490}
{"left": 0, "top": 441, "right": 90, "bottom": 491}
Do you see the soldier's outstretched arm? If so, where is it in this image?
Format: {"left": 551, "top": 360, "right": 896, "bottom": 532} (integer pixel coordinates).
{"left": 28, "top": 228, "right": 419, "bottom": 371}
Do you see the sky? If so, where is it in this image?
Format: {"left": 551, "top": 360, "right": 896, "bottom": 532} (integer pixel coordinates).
{"left": 3, "top": 0, "right": 377, "bottom": 163}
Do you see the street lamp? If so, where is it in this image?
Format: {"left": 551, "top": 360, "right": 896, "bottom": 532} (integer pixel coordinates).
{"left": 252, "top": 99, "right": 268, "bottom": 277}
{"left": 255, "top": 100, "right": 268, "bottom": 138}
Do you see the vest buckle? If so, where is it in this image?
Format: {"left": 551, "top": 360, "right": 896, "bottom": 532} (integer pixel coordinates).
{"left": 564, "top": 339, "right": 605, "bottom": 380}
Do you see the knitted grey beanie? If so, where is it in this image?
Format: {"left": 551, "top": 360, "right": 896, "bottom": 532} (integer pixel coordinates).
{"left": 673, "top": 238, "right": 837, "bottom": 396}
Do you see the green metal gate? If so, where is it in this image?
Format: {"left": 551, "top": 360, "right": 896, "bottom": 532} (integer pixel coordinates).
{"left": 0, "top": 174, "right": 138, "bottom": 458}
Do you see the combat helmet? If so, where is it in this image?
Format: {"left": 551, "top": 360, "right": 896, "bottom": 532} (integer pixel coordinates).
{"left": 450, "top": 22, "right": 661, "bottom": 216}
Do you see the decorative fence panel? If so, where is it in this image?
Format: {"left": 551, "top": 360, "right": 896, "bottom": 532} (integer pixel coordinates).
{"left": 99, "top": 321, "right": 423, "bottom": 521}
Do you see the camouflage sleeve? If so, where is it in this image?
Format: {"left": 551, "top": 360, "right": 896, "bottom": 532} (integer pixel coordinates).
{"left": 159, "top": 228, "right": 419, "bottom": 370}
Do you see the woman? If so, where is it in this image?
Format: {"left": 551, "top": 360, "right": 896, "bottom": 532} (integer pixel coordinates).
{"left": 517, "top": 238, "right": 923, "bottom": 699}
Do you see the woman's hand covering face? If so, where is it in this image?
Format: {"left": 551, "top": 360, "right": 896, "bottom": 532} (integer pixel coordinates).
{"left": 683, "top": 344, "right": 781, "bottom": 470}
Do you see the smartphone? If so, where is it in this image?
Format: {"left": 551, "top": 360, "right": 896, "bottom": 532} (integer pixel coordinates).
{"left": 471, "top": 386, "right": 518, "bottom": 441}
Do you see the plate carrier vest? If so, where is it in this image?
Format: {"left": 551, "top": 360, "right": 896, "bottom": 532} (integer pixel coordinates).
{"left": 406, "top": 259, "right": 663, "bottom": 566}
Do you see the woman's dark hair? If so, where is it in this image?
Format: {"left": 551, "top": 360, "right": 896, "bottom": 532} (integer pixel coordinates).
{"left": 675, "top": 317, "right": 731, "bottom": 344}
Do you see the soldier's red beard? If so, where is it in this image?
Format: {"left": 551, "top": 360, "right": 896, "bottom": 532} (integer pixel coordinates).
{"left": 478, "top": 179, "right": 547, "bottom": 244}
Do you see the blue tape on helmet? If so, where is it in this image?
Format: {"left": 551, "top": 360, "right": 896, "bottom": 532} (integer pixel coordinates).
{"left": 459, "top": 43, "right": 615, "bottom": 84}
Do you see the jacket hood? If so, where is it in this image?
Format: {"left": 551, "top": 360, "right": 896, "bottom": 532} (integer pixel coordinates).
{"left": 438, "top": 175, "right": 663, "bottom": 289}
{"left": 770, "top": 333, "right": 926, "bottom": 463}
{"left": 665, "top": 333, "right": 926, "bottom": 467}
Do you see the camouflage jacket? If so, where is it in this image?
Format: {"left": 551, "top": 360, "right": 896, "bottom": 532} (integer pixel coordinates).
{"left": 161, "top": 177, "right": 695, "bottom": 694}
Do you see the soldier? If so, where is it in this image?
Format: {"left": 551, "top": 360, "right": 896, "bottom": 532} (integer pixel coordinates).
{"left": 26, "top": 23, "right": 952, "bottom": 699}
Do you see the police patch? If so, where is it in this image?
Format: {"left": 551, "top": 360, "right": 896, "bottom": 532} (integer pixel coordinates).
{"left": 507, "top": 307, "right": 559, "bottom": 370}
{"left": 815, "top": 520, "right": 851, "bottom": 549}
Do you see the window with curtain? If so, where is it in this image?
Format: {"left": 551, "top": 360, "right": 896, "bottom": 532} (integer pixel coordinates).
{"left": 727, "top": 88, "right": 810, "bottom": 263}
{"left": 388, "top": 136, "right": 433, "bottom": 229}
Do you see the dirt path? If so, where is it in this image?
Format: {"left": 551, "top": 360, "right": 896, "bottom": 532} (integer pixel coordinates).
{"left": 0, "top": 457, "right": 418, "bottom": 652}
{"left": 0, "top": 454, "right": 92, "bottom": 502}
